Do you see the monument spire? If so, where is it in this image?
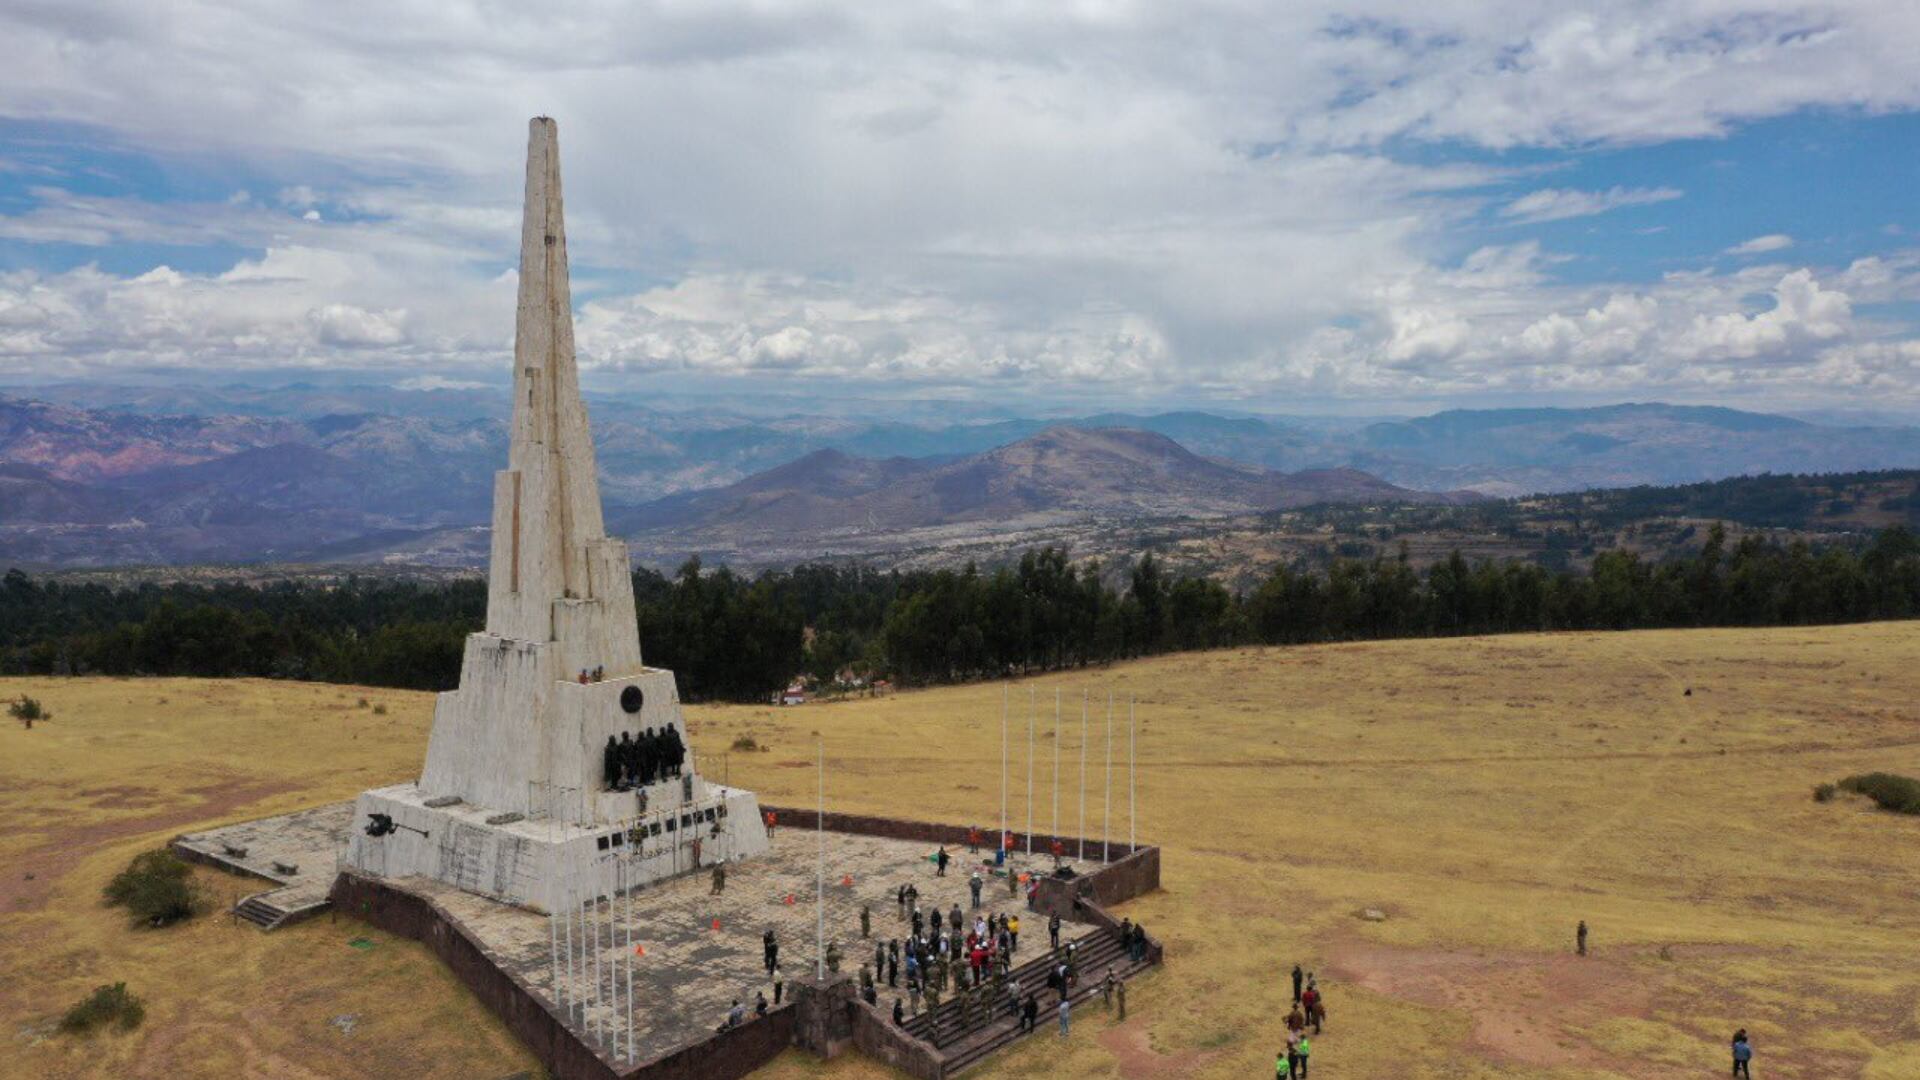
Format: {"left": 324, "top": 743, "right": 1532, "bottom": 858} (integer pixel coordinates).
{"left": 485, "top": 117, "right": 635, "bottom": 664}
{"left": 350, "top": 116, "right": 765, "bottom": 919}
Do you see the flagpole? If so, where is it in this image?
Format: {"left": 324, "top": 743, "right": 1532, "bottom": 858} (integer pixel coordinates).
{"left": 1026, "top": 687, "right": 1035, "bottom": 857}
{"left": 1051, "top": 688, "right": 1060, "bottom": 844}
{"left": 1078, "top": 688, "right": 1087, "bottom": 863}
{"left": 816, "top": 739, "right": 825, "bottom": 981}
{"left": 564, "top": 817, "right": 577, "bottom": 1025}
{"left": 1104, "top": 689, "right": 1113, "bottom": 864}
{"left": 624, "top": 853, "right": 635, "bottom": 1063}
{"left": 1129, "top": 693, "right": 1137, "bottom": 853}
{"left": 547, "top": 785, "right": 560, "bottom": 1015}
{"left": 1000, "top": 683, "right": 1008, "bottom": 859}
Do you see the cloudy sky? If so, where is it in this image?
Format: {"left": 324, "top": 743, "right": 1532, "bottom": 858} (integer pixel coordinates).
{"left": 2, "top": 1, "right": 1919, "bottom": 415}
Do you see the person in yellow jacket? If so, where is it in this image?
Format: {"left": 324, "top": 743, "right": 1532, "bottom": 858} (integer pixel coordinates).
{"left": 1008, "top": 913, "right": 1021, "bottom": 953}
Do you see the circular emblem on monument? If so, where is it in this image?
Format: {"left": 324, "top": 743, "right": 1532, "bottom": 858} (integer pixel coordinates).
{"left": 620, "top": 685, "right": 645, "bottom": 714}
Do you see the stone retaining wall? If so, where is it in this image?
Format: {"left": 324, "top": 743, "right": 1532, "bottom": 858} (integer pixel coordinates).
{"left": 848, "top": 997, "right": 945, "bottom": 1080}
{"left": 332, "top": 810, "right": 1161, "bottom": 1080}
{"left": 757, "top": 805, "right": 1148, "bottom": 871}
{"left": 330, "top": 870, "right": 796, "bottom": 1080}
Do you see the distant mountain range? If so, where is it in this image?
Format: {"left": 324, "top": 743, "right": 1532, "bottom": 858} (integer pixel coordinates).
{"left": 616, "top": 426, "right": 1475, "bottom": 537}
{"left": 2, "top": 386, "right": 1918, "bottom": 569}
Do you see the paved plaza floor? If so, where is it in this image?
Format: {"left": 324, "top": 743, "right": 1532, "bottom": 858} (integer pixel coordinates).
{"left": 426, "top": 828, "right": 1099, "bottom": 1065}
{"left": 183, "top": 804, "right": 1102, "bottom": 1066}
{"left": 176, "top": 801, "right": 352, "bottom": 908}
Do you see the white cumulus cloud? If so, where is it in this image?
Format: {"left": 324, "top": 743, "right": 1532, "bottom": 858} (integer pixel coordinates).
{"left": 1501, "top": 186, "right": 1684, "bottom": 224}
{"left": 1726, "top": 233, "right": 1794, "bottom": 255}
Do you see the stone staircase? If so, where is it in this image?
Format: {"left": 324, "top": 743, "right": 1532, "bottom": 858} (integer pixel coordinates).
{"left": 896, "top": 925, "right": 1153, "bottom": 1075}
{"left": 230, "top": 885, "right": 331, "bottom": 932}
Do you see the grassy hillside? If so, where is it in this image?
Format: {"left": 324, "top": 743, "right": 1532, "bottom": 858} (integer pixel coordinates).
{"left": 4, "top": 622, "right": 1919, "bottom": 1078}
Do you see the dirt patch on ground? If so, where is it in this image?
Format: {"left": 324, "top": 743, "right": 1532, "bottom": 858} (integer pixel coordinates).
{"left": 0, "top": 778, "right": 287, "bottom": 912}
{"left": 1323, "top": 939, "right": 1689, "bottom": 1076}
{"left": 1099, "top": 1022, "right": 1223, "bottom": 1079}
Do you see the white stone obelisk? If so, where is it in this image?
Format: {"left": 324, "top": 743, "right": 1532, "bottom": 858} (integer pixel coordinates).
{"left": 346, "top": 118, "right": 768, "bottom": 916}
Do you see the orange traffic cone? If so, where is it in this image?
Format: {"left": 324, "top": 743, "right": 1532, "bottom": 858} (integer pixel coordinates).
{"left": 784, "top": 893, "right": 796, "bottom": 905}
{"left": 840, "top": 874, "right": 854, "bottom": 887}
{"left": 711, "top": 917, "right": 722, "bottom": 931}
{"left": 634, "top": 944, "right": 646, "bottom": 956}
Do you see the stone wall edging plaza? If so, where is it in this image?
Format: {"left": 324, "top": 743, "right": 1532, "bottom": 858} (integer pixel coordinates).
{"left": 331, "top": 813, "right": 1160, "bottom": 1080}
{"left": 329, "top": 870, "right": 796, "bottom": 1080}
{"left": 848, "top": 997, "right": 945, "bottom": 1080}
{"left": 757, "top": 805, "right": 1152, "bottom": 880}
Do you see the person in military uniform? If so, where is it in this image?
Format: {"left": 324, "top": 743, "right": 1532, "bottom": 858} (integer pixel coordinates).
{"left": 602, "top": 735, "right": 620, "bottom": 790}
{"left": 618, "top": 730, "right": 638, "bottom": 788}
{"left": 665, "top": 723, "right": 687, "bottom": 778}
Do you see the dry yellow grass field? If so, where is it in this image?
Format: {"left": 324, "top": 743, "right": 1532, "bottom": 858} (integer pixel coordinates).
{"left": 5, "top": 622, "right": 1920, "bottom": 1079}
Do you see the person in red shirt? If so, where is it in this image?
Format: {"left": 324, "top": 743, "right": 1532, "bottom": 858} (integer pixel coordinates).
{"left": 1301, "top": 978, "right": 1323, "bottom": 1034}
{"left": 764, "top": 810, "right": 776, "bottom": 837}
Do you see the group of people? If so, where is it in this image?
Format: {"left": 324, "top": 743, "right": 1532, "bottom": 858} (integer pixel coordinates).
{"left": 1277, "top": 965, "right": 1328, "bottom": 1078}
{"left": 600, "top": 725, "right": 686, "bottom": 790}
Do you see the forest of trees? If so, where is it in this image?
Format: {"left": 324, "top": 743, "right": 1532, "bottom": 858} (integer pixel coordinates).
{"left": 2, "top": 523, "right": 1916, "bottom": 701}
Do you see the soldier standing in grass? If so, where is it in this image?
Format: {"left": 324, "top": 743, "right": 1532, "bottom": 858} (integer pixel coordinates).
{"left": 1291, "top": 963, "right": 1304, "bottom": 1003}
{"left": 1577, "top": 919, "right": 1589, "bottom": 956}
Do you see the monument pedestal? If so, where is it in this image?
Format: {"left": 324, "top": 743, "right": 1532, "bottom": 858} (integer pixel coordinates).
{"left": 346, "top": 779, "right": 767, "bottom": 914}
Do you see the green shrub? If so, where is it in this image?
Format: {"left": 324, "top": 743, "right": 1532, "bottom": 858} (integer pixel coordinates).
{"left": 1813, "top": 782, "right": 1837, "bottom": 803}
{"left": 59, "top": 982, "right": 145, "bottom": 1034}
{"left": 731, "top": 734, "right": 761, "bottom": 751}
{"left": 8, "top": 695, "right": 50, "bottom": 722}
{"left": 1837, "top": 773, "right": 1920, "bottom": 815}
{"left": 102, "top": 850, "right": 205, "bottom": 927}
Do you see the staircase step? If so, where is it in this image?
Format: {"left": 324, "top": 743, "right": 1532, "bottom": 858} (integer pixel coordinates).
{"left": 943, "top": 957, "right": 1156, "bottom": 1075}
{"left": 898, "top": 927, "right": 1148, "bottom": 1050}
{"left": 233, "top": 895, "right": 286, "bottom": 929}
